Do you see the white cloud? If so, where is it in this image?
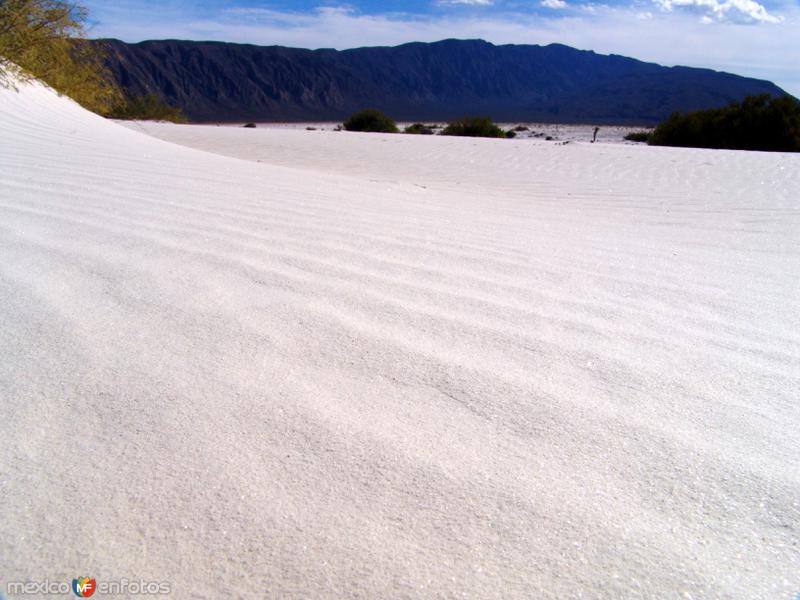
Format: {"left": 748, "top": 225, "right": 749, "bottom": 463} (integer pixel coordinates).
{"left": 541, "top": 0, "right": 568, "bottom": 9}
{"left": 655, "top": 0, "right": 783, "bottom": 23}
{"left": 437, "top": 0, "right": 494, "bottom": 5}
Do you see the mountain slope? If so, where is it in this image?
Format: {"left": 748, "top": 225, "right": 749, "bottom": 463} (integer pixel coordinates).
{"left": 99, "top": 38, "right": 789, "bottom": 123}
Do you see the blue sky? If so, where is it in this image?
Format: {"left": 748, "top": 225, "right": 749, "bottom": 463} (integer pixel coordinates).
{"left": 83, "top": 0, "right": 800, "bottom": 96}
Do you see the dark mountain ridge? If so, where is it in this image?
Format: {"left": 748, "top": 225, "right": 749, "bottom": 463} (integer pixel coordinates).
{"left": 98, "top": 38, "right": 790, "bottom": 124}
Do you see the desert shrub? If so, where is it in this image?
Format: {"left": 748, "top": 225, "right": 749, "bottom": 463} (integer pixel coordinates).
{"left": 440, "top": 116, "right": 508, "bottom": 139}
{"left": 106, "top": 94, "right": 186, "bottom": 122}
{"left": 404, "top": 123, "right": 434, "bottom": 135}
{"left": 243, "top": 122, "right": 257, "bottom": 128}
{"left": 624, "top": 131, "right": 651, "bottom": 143}
{"left": 505, "top": 130, "right": 517, "bottom": 139}
{"left": 514, "top": 125, "right": 529, "bottom": 132}
{"left": 649, "top": 94, "right": 800, "bottom": 152}
{"left": 343, "top": 108, "right": 398, "bottom": 133}
{"left": 0, "top": 1, "right": 122, "bottom": 114}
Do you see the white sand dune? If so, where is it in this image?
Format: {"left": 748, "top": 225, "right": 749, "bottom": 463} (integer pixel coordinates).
{"left": 1, "top": 81, "right": 799, "bottom": 599}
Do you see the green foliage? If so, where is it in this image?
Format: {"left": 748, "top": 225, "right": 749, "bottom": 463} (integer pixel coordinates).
{"left": 343, "top": 108, "right": 398, "bottom": 133}
{"left": 404, "top": 123, "right": 434, "bottom": 135}
{"left": 0, "top": 0, "right": 122, "bottom": 114}
{"left": 440, "top": 116, "right": 509, "bottom": 139}
{"left": 649, "top": 94, "right": 800, "bottom": 152}
{"left": 624, "top": 131, "right": 652, "bottom": 143}
{"left": 106, "top": 94, "right": 186, "bottom": 122}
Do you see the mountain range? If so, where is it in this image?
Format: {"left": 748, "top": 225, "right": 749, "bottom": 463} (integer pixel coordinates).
{"left": 98, "top": 38, "right": 790, "bottom": 124}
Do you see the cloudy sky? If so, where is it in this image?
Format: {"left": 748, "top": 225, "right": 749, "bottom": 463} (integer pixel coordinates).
{"left": 82, "top": 0, "right": 799, "bottom": 96}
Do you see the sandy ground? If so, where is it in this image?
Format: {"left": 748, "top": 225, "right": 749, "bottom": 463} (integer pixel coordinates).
{"left": 202, "top": 121, "right": 645, "bottom": 144}
{"left": 2, "top": 82, "right": 799, "bottom": 600}
{"left": 123, "top": 120, "right": 646, "bottom": 188}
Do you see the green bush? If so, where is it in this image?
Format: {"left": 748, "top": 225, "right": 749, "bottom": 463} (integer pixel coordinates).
{"left": 343, "top": 108, "right": 398, "bottom": 133}
{"left": 440, "top": 116, "right": 509, "bottom": 139}
{"left": 649, "top": 94, "right": 800, "bottom": 152}
{"left": 624, "top": 131, "right": 651, "bottom": 143}
{"left": 106, "top": 94, "right": 186, "bottom": 122}
{"left": 0, "top": 1, "right": 122, "bottom": 114}
{"left": 404, "top": 123, "right": 434, "bottom": 135}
